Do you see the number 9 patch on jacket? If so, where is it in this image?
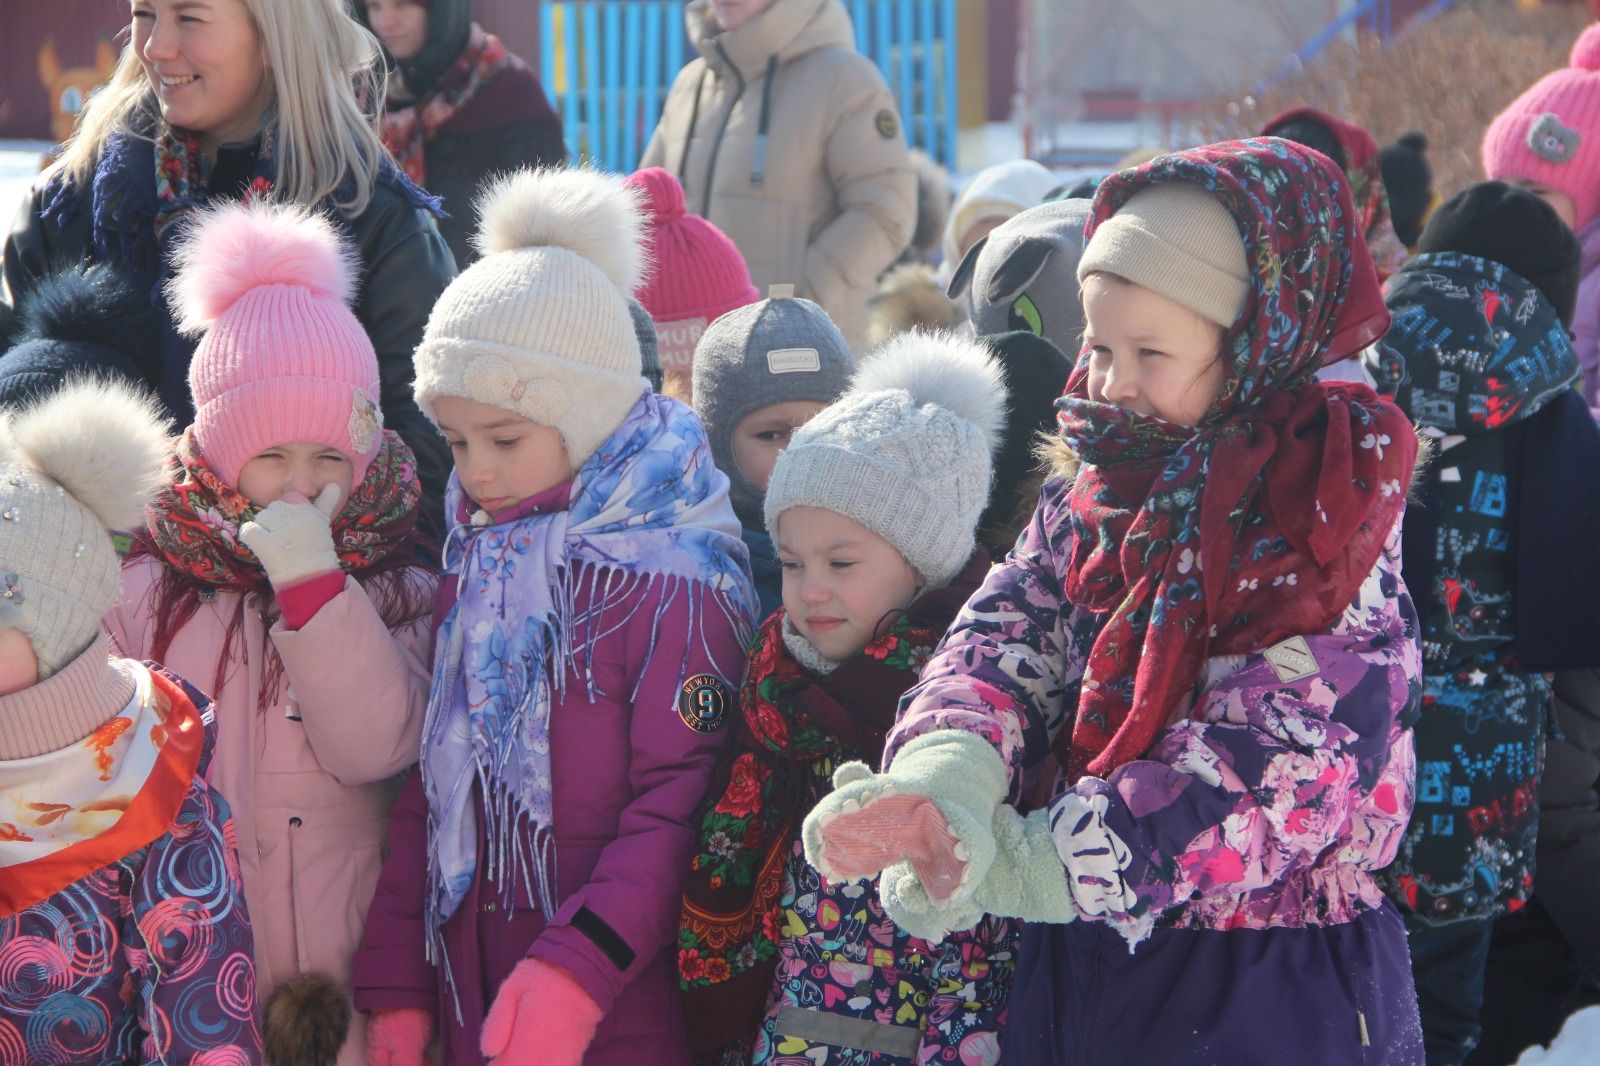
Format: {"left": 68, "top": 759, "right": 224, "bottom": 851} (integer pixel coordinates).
{"left": 677, "top": 674, "right": 732, "bottom": 734}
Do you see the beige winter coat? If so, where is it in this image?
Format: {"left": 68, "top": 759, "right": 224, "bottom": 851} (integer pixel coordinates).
{"left": 640, "top": 0, "right": 915, "bottom": 353}
{"left": 106, "top": 561, "right": 435, "bottom": 1066}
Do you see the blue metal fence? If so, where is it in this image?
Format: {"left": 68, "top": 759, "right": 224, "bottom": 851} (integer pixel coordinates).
{"left": 539, "top": 0, "right": 958, "bottom": 172}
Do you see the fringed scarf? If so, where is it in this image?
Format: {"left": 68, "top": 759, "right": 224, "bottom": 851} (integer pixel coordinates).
{"left": 421, "top": 391, "right": 757, "bottom": 984}
{"left": 380, "top": 24, "right": 512, "bottom": 185}
{"left": 1054, "top": 139, "right": 1417, "bottom": 782}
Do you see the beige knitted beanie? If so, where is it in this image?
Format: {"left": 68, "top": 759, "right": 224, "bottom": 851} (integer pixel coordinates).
{"left": 0, "top": 380, "right": 172, "bottom": 678}
{"left": 1077, "top": 183, "right": 1250, "bottom": 328}
{"left": 413, "top": 167, "right": 650, "bottom": 467}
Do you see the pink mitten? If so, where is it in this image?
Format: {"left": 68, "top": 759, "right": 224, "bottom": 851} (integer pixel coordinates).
{"left": 819, "top": 793, "right": 967, "bottom": 902}
{"left": 481, "top": 958, "right": 602, "bottom": 1066}
{"left": 365, "top": 1007, "right": 434, "bottom": 1066}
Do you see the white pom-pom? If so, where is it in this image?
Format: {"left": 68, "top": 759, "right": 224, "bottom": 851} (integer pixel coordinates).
{"left": 473, "top": 166, "right": 647, "bottom": 293}
{"left": 854, "top": 330, "right": 1009, "bottom": 457}
{"left": 1, "top": 379, "right": 173, "bottom": 530}
{"left": 167, "top": 200, "right": 357, "bottom": 337}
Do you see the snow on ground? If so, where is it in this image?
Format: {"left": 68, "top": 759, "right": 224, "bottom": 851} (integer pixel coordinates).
{"left": 1514, "top": 1006, "right": 1600, "bottom": 1066}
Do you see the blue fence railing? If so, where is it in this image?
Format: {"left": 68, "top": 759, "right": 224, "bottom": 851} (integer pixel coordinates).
{"left": 539, "top": 0, "right": 959, "bottom": 172}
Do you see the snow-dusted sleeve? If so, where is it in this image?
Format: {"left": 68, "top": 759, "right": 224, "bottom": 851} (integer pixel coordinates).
{"left": 884, "top": 479, "right": 1094, "bottom": 790}
{"left": 1046, "top": 519, "right": 1422, "bottom": 946}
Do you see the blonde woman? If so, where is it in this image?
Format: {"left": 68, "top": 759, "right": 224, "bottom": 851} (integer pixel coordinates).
{"left": 2, "top": 0, "right": 456, "bottom": 522}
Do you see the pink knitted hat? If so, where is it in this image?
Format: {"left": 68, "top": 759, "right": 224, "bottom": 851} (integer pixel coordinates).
{"left": 1483, "top": 24, "right": 1600, "bottom": 231}
{"left": 623, "top": 167, "right": 759, "bottom": 370}
{"left": 169, "top": 201, "right": 384, "bottom": 487}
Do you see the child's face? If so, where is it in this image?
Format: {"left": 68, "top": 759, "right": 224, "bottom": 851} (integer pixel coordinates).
{"left": 1082, "top": 274, "right": 1227, "bottom": 427}
{"left": 777, "top": 506, "right": 922, "bottom": 663}
{"left": 236, "top": 442, "right": 355, "bottom": 510}
{"left": 433, "top": 395, "right": 573, "bottom": 514}
{"left": 0, "top": 629, "right": 39, "bottom": 696}
{"left": 731, "top": 400, "right": 826, "bottom": 496}
{"left": 1507, "top": 178, "right": 1577, "bottom": 230}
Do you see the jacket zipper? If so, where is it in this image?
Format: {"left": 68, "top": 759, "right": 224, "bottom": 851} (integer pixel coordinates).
{"left": 701, "top": 41, "right": 748, "bottom": 218}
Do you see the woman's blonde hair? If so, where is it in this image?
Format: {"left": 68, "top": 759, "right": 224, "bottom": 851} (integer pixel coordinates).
{"left": 58, "top": 0, "right": 389, "bottom": 216}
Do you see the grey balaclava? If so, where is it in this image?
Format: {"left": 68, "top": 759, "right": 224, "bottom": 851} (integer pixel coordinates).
{"left": 691, "top": 295, "right": 854, "bottom": 528}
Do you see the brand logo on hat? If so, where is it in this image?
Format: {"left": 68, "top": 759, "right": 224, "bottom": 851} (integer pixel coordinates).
{"left": 767, "top": 348, "right": 822, "bottom": 374}
{"left": 1528, "top": 112, "right": 1580, "bottom": 165}
{"left": 655, "top": 317, "right": 709, "bottom": 370}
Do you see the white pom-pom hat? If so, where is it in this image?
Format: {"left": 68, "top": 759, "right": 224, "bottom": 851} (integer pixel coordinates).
{"left": 412, "top": 166, "right": 650, "bottom": 466}
{"left": 167, "top": 199, "right": 382, "bottom": 487}
{"left": 765, "top": 330, "right": 1008, "bottom": 590}
{"left": 0, "top": 379, "right": 172, "bottom": 680}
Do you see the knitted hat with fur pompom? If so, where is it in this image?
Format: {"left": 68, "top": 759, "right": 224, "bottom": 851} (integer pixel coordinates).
{"left": 764, "top": 331, "right": 1006, "bottom": 589}
{"left": 0, "top": 379, "right": 172, "bottom": 678}
{"left": 168, "top": 200, "right": 383, "bottom": 487}
{"left": 412, "top": 166, "right": 650, "bottom": 466}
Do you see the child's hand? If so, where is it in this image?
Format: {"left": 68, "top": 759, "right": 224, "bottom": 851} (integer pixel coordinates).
{"left": 481, "top": 958, "right": 601, "bottom": 1066}
{"left": 802, "top": 730, "right": 1010, "bottom": 914}
{"left": 365, "top": 1006, "right": 434, "bottom": 1066}
{"left": 240, "top": 483, "right": 342, "bottom": 589}
{"left": 815, "top": 790, "right": 968, "bottom": 901}
{"left": 880, "top": 803, "right": 1077, "bottom": 942}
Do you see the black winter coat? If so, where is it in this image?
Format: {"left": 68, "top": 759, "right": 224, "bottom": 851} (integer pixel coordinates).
{"left": 418, "top": 59, "right": 567, "bottom": 265}
{"left": 2, "top": 147, "right": 458, "bottom": 524}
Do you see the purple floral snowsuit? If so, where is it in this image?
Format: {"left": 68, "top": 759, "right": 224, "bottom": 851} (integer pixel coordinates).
{"left": 884, "top": 478, "right": 1427, "bottom": 1064}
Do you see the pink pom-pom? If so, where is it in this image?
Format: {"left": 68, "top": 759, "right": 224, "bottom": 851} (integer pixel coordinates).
{"left": 168, "top": 200, "right": 357, "bottom": 336}
{"left": 1572, "top": 24, "right": 1600, "bottom": 72}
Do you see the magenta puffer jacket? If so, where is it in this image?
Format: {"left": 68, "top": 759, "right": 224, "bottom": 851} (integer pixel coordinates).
{"left": 353, "top": 558, "right": 747, "bottom": 1066}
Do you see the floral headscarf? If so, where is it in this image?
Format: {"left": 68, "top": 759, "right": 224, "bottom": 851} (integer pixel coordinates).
{"left": 1055, "top": 138, "right": 1417, "bottom": 781}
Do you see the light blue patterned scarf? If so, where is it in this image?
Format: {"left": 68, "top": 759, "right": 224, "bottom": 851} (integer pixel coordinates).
{"left": 421, "top": 391, "right": 757, "bottom": 974}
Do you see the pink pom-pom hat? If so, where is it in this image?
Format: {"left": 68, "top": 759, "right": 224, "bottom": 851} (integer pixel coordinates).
{"left": 622, "top": 167, "right": 759, "bottom": 371}
{"left": 168, "top": 201, "right": 384, "bottom": 487}
{"left": 1483, "top": 23, "right": 1600, "bottom": 231}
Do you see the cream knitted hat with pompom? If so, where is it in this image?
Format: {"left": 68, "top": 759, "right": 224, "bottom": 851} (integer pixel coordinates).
{"left": 412, "top": 167, "right": 650, "bottom": 466}
{"left": 0, "top": 379, "right": 172, "bottom": 678}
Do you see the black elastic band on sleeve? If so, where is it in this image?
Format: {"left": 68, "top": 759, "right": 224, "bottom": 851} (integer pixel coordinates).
{"left": 572, "top": 906, "right": 636, "bottom": 972}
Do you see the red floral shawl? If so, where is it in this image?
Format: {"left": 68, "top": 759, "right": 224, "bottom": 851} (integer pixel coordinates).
{"left": 1054, "top": 139, "right": 1416, "bottom": 781}
{"left": 143, "top": 427, "right": 421, "bottom": 592}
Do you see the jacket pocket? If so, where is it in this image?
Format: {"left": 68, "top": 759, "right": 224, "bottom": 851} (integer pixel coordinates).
{"left": 286, "top": 811, "right": 389, "bottom": 982}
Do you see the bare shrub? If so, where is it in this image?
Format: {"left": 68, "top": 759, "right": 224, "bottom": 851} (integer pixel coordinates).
{"left": 1195, "top": 0, "right": 1592, "bottom": 197}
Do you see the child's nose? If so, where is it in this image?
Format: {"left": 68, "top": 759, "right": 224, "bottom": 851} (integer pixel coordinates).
{"left": 799, "top": 575, "right": 830, "bottom": 604}
{"left": 289, "top": 468, "right": 321, "bottom": 499}
{"left": 1103, "top": 355, "right": 1140, "bottom": 405}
